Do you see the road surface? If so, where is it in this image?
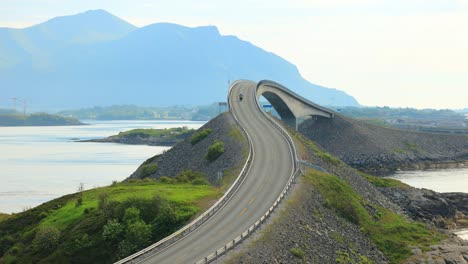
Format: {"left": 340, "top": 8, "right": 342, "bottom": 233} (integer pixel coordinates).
{"left": 140, "top": 80, "right": 295, "bottom": 263}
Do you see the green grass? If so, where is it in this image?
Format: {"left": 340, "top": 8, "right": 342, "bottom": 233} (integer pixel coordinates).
{"left": 190, "top": 128, "right": 212, "bottom": 145}
{"left": 331, "top": 231, "right": 345, "bottom": 244}
{"left": 306, "top": 170, "right": 442, "bottom": 263}
{"left": 289, "top": 247, "right": 305, "bottom": 259}
{"left": 291, "top": 131, "right": 341, "bottom": 165}
{"left": 39, "top": 180, "right": 216, "bottom": 230}
{"left": 336, "top": 250, "right": 372, "bottom": 264}
{"left": 359, "top": 172, "right": 409, "bottom": 189}
{"left": 228, "top": 125, "right": 243, "bottom": 142}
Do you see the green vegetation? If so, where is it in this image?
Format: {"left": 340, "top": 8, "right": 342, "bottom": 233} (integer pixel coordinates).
{"left": 292, "top": 130, "right": 341, "bottom": 165}
{"left": 140, "top": 163, "right": 158, "bottom": 178}
{"left": 331, "top": 106, "right": 463, "bottom": 120}
{"left": 190, "top": 128, "right": 212, "bottom": 145}
{"left": 94, "top": 127, "right": 195, "bottom": 146}
{"left": 0, "top": 179, "right": 218, "bottom": 263}
{"left": 118, "top": 127, "right": 194, "bottom": 138}
{"left": 205, "top": 140, "right": 225, "bottom": 162}
{"left": 228, "top": 125, "right": 243, "bottom": 143}
{"left": 289, "top": 247, "right": 305, "bottom": 259}
{"left": 159, "top": 170, "right": 210, "bottom": 185}
{"left": 336, "top": 250, "right": 372, "bottom": 264}
{"left": 360, "top": 172, "right": 409, "bottom": 189}
{"left": 0, "top": 214, "right": 9, "bottom": 223}
{"left": 307, "top": 170, "right": 441, "bottom": 263}
{"left": 0, "top": 113, "right": 83, "bottom": 126}
{"left": 331, "top": 231, "right": 345, "bottom": 244}
{"left": 57, "top": 104, "right": 222, "bottom": 121}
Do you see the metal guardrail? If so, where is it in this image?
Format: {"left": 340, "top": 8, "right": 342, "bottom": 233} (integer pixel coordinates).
{"left": 114, "top": 80, "right": 255, "bottom": 264}
{"left": 194, "top": 81, "right": 301, "bottom": 264}
{"left": 298, "top": 160, "right": 328, "bottom": 173}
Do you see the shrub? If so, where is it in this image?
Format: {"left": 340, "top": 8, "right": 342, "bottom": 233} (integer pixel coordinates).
{"left": 123, "top": 207, "right": 140, "bottom": 224}
{"left": 175, "top": 170, "right": 206, "bottom": 184}
{"left": 159, "top": 176, "right": 175, "bottom": 184}
{"left": 125, "top": 220, "right": 152, "bottom": 248}
{"left": 190, "top": 128, "right": 212, "bottom": 145}
{"left": 191, "top": 178, "right": 210, "bottom": 185}
{"left": 289, "top": 247, "right": 305, "bottom": 259}
{"left": 102, "top": 219, "right": 124, "bottom": 241}
{"left": 151, "top": 203, "right": 178, "bottom": 238}
{"left": 73, "top": 234, "right": 93, "bottom": 250}
{"left": 34, "top": 226, "right": 60, "bottom": 252}
{"left": 205, "top": 140, "right": 225, "bottom": 162}
{"left": 0, "top": 235, "right": 14, "bottom": 256}
{"left": 140, "top": 163, "right": 158, "bottom": 178}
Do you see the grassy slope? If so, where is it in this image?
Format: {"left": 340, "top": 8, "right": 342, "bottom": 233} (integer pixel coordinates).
{"left": 0, "top": 179, "right": 219, "bottom": 264}
{"left": 306, "top": 170, "right": 441, "bottom": 263}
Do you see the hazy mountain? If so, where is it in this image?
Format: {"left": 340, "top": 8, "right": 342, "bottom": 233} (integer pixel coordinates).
{"left": 0, "top": 10, "right": 359, "bottom": 110}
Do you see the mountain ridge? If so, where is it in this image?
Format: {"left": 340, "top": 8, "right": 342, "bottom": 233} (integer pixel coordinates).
{"left": 0, "top": 10, "right": 360, "bottom": 110}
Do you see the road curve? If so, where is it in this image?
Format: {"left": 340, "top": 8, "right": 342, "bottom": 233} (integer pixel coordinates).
{"left": 139, "top": 80, "right": 295, "bottom": 264}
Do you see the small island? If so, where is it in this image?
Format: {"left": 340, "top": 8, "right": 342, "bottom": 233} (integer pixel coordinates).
{"left": 83, "top": 127, "right": 195, "bottom": 146}
{"left": 0, "top": 113, "right": 84, "bottom": 126}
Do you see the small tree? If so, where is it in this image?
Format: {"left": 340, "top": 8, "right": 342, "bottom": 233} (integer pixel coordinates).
{"left": 76, "top": 183, "right": 84, "bottom": 207}
{"left": 205, "top": 140, "right": 225, "bottom": 162}
{"left": 125, "top": 220, "right": 152, "bottom": 248}
{"left": 102, "top": 219, "right": 124, "bottom": 241}
{"left": 123, "top": 207, "right": 141, "bottom": 224}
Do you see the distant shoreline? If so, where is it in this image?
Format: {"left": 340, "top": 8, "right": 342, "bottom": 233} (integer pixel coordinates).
{"left": 0, "top": 113, "right": 85, "bottom": 126}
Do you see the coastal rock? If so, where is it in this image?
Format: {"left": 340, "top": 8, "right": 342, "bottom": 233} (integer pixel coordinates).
{"left": 378, "top": 187, "right": 468, "bottom": 228}
{"left": 405, "top": 235, "right": 468, "bottom": 264}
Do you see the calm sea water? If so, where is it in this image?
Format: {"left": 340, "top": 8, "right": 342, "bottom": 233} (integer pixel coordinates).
{"left": 0, "top": 120, "right": 204, "bottom": 213}
{"left": 388, "top": 168, "right": 468, "bottom": 193}
{"left": 388, "top": 168, "right": 468, "bottom": 240}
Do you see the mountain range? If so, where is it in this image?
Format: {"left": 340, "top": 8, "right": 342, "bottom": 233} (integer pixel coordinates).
{"left": 0, "top": 10, "right": 359, "bottom": 110}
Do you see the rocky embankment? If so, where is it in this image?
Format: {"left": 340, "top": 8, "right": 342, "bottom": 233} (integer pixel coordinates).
{"left": 299, "top": 114, "right": 468, "bottom": 173}
{"left": 128, "top": 113, "right": 247, "bottom": 184}
{"left": 226, "top": 121, "right": 468, "bottom": 264}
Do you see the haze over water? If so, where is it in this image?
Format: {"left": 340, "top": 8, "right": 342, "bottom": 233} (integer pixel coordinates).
{"left": 0, "top": 120, "right": 204, "bottom": 213}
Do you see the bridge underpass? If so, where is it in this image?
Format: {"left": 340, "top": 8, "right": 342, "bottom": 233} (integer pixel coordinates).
{"left": 256, "top": 80, "right": 334, "bottom": 129}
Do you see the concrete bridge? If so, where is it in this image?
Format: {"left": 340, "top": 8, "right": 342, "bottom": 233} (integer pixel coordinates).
{"left": 256, "top": 80, "right": 334, "bottom": 129}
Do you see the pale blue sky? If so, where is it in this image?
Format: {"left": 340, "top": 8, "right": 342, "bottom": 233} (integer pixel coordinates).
{"left": 1, "top": 0, "right": 467, "bottom": 109}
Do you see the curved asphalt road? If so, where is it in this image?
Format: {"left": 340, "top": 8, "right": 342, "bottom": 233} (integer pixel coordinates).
{"left": 140, "top": 80, "right": 295, "bottom": 264}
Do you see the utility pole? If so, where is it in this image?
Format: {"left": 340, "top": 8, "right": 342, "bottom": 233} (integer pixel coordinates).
{"left": 21, "top": 99, "right": 27, "bottom": 115}
{"left": 11, "top": 97, "right": 18, "bottom": 112}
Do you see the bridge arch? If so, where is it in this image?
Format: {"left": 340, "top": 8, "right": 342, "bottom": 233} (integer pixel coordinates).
{"left": 256, "top": 80, "right": 334, "bottom": 129}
